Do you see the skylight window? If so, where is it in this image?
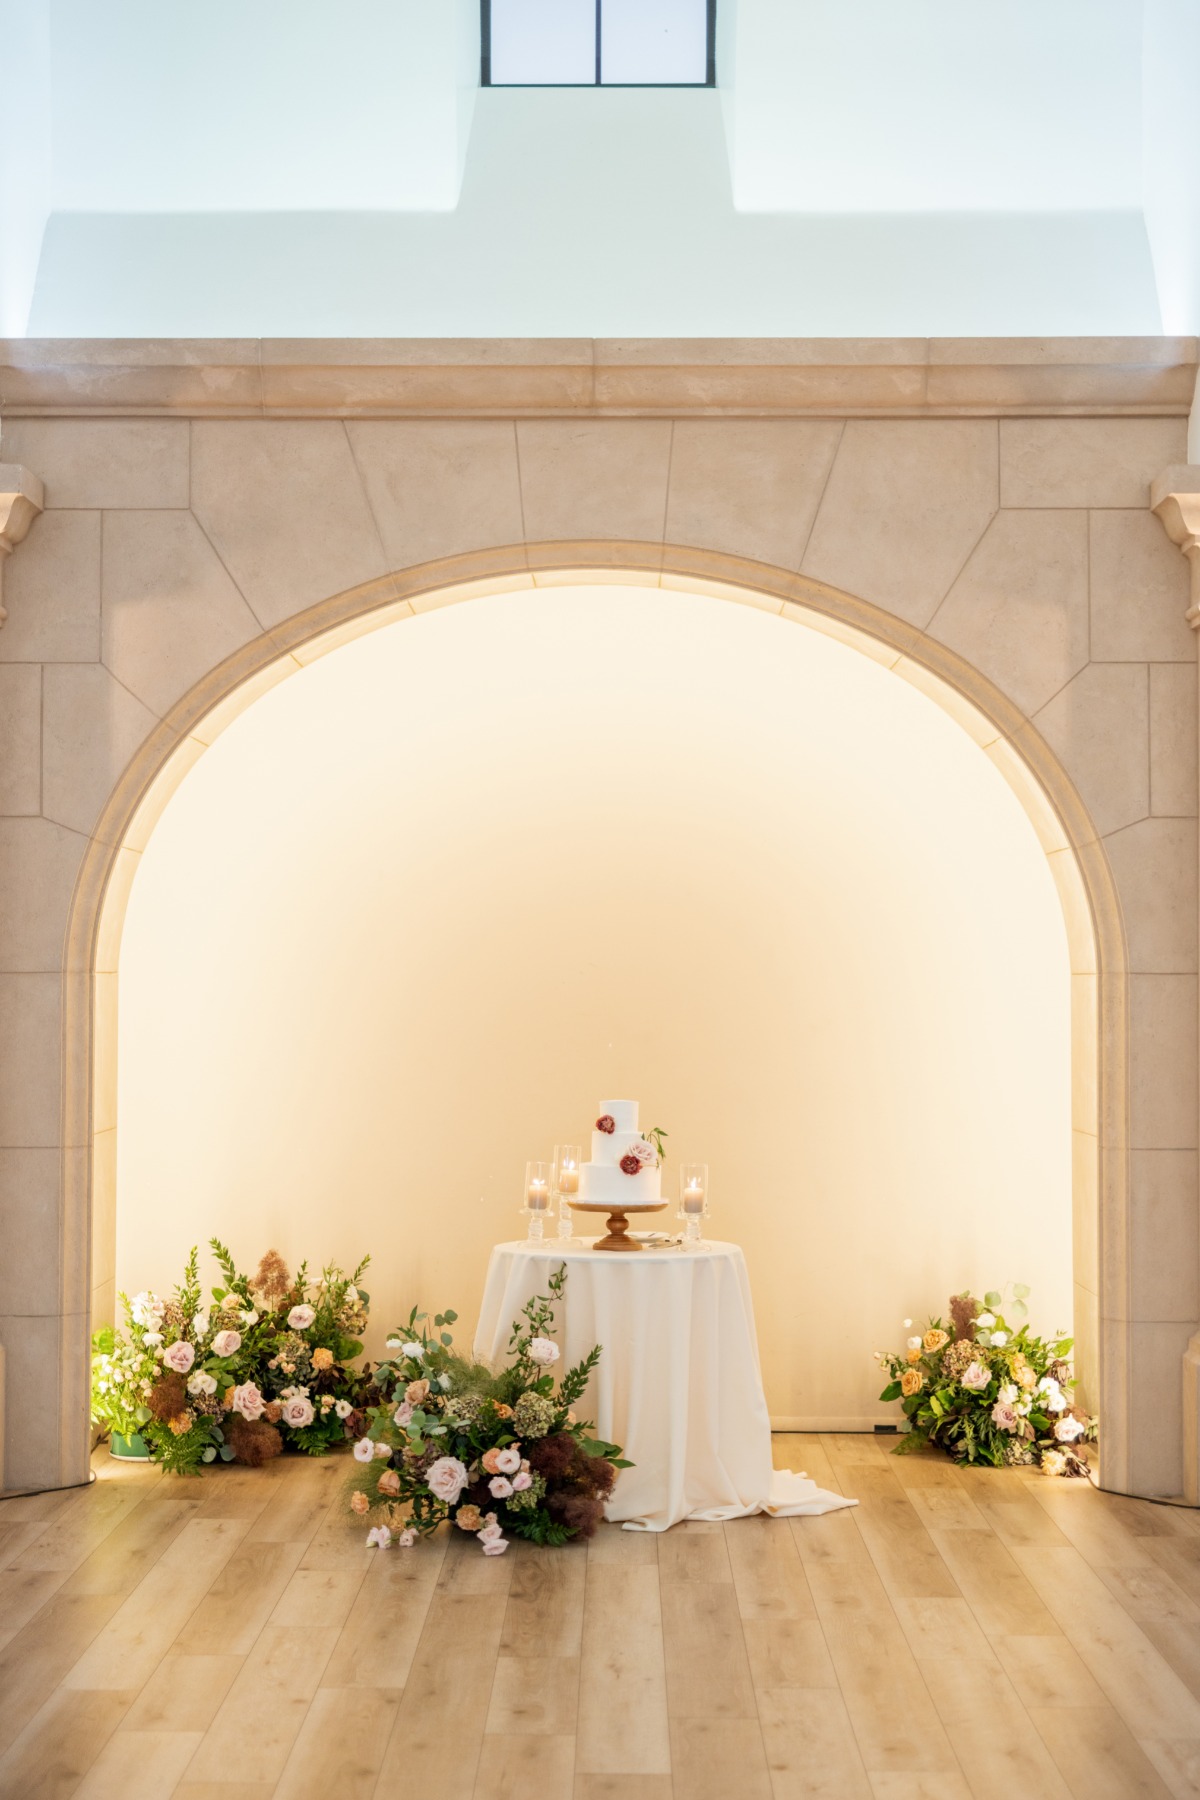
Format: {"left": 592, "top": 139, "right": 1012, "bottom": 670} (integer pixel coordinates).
{"left": 483, "top": 0, "right": 715, "bottom": 88}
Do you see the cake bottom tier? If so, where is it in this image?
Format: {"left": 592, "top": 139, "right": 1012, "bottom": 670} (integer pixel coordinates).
{"left": 577, "top": 1161, "right": 662, "bottom": 1207}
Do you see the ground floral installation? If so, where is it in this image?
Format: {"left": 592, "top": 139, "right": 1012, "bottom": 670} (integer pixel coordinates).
{"left": 90, "top": 1241, "right": 374, "bottom": 1473}
{"left": 877, "top": 1286, "right": 1097, "bottom": 1474}
{"left": 349, "top": 1264, "right": 628, "bottom": 1555}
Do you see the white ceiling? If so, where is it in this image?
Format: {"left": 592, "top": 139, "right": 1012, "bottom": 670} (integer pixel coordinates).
{"left": 2, "top": 0, "right": 1197, "bottom": 337}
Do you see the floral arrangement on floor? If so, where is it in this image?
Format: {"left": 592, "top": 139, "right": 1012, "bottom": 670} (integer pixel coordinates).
{"left": 877, "top": 1286, "right": 1097, "bottom": 1475}
{"left": 348, "top": 1263, "right": 629, "bottom": 1554}
{"left": 90, "top": 1240, "right": 374, "bottom": 1474}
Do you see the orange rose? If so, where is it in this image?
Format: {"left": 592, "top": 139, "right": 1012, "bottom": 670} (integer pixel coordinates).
{"left": 900, "top": 1369, "right": 924, "bottom": 1397}
{"left": 923, "top": 1330, "right": 948, "bottom": 1353}
{"left": 906, "top": 1348, "right": 922, "bottom": 1364}
{"left": 312, "top": 1347, "right": 334, "bottom": 1371}
{"left": 492, "top": 1403, "right": 514, "bottom": 1419}
{"left": 455, "top": 1504, "right": 483, "bottom": 1531}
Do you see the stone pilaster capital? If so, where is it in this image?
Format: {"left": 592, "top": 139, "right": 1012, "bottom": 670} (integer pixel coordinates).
{"left": 0, "top": 464, "right": 44, "bottom": 628}
{"left": 0, "top": 464, "right": 44, "bottom": 559}
{"left": 1151, "top": 464, "right": 1200, "bottom": 629}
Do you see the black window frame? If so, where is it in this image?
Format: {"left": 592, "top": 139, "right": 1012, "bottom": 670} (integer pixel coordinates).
{"left": 481, "top": 0, "right": 716, "bottom": 88}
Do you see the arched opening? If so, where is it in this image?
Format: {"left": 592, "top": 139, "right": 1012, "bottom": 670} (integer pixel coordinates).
{"left": 69, "top": 553, "right": 1118, "bottom": 1480}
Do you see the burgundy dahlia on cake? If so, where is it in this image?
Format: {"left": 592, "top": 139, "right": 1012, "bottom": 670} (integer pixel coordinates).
{"left": 619, "top": 1152, "right": 641, "bottom": 1175}
{"left": 595, "top": 1114, "right": 616, "bottom": 1134}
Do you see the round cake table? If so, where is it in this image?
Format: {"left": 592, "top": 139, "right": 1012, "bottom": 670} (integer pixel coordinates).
{"left": 473, "top": 1239, "right": 856, "bottom": 1532}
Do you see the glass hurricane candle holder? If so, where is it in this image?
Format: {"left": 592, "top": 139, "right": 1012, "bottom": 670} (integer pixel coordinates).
{"left": 553, "top": 1144, "right": 581, "bottom": 1241}
{"left": 523, "top": 1160, "right": 552, "bottom": 1241}
{"left": 678, "top": 1163, "right": 710, "bottom": 1248}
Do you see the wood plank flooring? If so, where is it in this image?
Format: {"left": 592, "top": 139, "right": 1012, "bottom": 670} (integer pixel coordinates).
{"left": 2, "top": 1435, "right": 1199, "bottom": 1799}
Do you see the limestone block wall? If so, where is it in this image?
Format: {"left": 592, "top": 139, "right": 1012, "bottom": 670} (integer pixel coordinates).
{"left": 0, "top": 338, "right": 1196, "bottom": 1499}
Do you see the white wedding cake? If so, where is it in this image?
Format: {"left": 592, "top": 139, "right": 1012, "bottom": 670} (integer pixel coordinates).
{"left": 577, "top": 1100, "right": 663, "bottom": 1208}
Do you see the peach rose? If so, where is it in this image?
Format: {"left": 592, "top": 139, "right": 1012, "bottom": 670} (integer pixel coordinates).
{"left": 923, "top": 1330, "right": 948, "bottom": 1353}
{"left": 405, "top": 1379, "right": 430, "bottom": 1404}
{"left": 350, "top": 1491, "right": 370, "bottom": 1516}
{"left": 481, "top": 1446, "right": 505, "bottom": 1475}
{"left": 312, "top": 1347, "right": 335, "bottom": 1371}
{"left": 906, "top": 1348, "right": 922, "bottom": 1365}
{"left": 455, "top": 1504, "right": 483, "bottom": 1532}
{"left": 377, "top": 1470, "right": 401, "bottom": 1497}
{"left": 900, "top": 1369, "right": 924, "bottom": 1397}
{"left": 492, "top": 1403, "right": 513, "bottom": 1419}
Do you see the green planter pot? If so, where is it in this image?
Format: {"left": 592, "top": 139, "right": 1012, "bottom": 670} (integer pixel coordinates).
{"left": 109, "top": 1431, "right": 152, "bottom": 1462}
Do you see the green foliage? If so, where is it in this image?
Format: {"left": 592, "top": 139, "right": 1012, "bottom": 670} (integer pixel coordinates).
{"left": 642, "top": 1125, "right": 668, "bottom": 1164}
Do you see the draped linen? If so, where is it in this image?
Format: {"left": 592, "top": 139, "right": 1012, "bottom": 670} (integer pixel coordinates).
{"left": 473, "top": 1239, "right": 856, "bottom": 1531}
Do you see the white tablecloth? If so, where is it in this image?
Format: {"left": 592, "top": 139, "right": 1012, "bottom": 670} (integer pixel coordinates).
{"left": 473, "top": 1239, "right": 856, "bottom": 1531}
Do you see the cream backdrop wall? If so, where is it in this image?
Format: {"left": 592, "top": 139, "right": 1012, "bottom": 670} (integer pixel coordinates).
{"left": 114, "top": 582, "right": 1072, "bottom": 1427}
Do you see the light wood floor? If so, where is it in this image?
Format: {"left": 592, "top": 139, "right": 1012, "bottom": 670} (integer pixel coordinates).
{"left": 2, "top": 1435, "right": 1200, "bottom": 1800}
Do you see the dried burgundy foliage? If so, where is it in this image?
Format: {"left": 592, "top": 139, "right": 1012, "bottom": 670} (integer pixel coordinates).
{"left": 147, "top": 1370, "right": 187, "bottom": 1422}
{"left": 949, "top": 1293, "right": 980, "bottom": 1342}
{"left": 227, "top": 1415, "right": 283, "bottom": 1467}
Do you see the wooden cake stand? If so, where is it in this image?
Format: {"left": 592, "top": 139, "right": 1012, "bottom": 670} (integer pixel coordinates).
{"left": 569, "top": 1198, "right": 668, "bottom": 1252}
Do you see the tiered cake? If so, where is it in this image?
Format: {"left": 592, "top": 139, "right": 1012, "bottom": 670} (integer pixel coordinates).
{"left": 578, "top": 1100, "right": 662, "bottom": 1208}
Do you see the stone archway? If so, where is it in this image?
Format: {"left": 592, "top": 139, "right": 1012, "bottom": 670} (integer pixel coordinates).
{"left": 58, "top": 544, "right": 1125, "bottom": 1492}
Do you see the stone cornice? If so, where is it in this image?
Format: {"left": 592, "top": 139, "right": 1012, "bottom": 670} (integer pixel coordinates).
{"left": 1151, "top": 464, "right": 1200, "bottom": 629}
{"left": 0, "top": 337, "right": 1195, "bottom": 419}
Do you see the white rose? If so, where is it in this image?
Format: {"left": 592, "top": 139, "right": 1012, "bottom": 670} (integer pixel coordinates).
{"left": 998, "top": 1384, "right": 1018, "bottom": 1405}
{"left": 287, "top": 1304, "right": 316, "bottom": 1331}
{"left": 906, "top": 1337, "right": 922, "bottom": 1352}
{"left": 281, "top": 1395, "right": 315, "bottom": 1428}
{"left": 425, "top": 1456, "right": 469, "bottom": 1504}
{"left": 1043, "top": 1388, "right": 1067, "bottom": 1414}
{"left": 187, "top": 1370, "right": 217, "bottom": 1397}
{"left": 241, "top": 1310, "right": 259, "bottom": 1326}
{"left": 961, "top": 1362, "right": 991, "bottom": 1392}
{"left": 192, "top": 1312, "right": 209, "bottom": 1337}
{"left": 402, "top": 1341, "right": 424, "bottom": 1358}
{"left": 527, "top": 1337, "right": 560, "bottom": 1366}
{"left": 975, "top": 1312, "right": 996, "bottom": 1330}
{"left": 1054, "top": 1416, "right": 1085, "bottom": 1443}
{"left": 990, "top": 1331, "right": 1008, "bottom": 1347}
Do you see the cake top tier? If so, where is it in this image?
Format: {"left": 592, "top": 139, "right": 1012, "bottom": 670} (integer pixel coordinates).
{"left": 597, "top": 1099, "right": 638, "bottom": 1134}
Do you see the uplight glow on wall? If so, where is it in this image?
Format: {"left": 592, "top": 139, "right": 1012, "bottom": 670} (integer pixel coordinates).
{"left": 115, "top": 584, "right": 1073, "bottom": 1428}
